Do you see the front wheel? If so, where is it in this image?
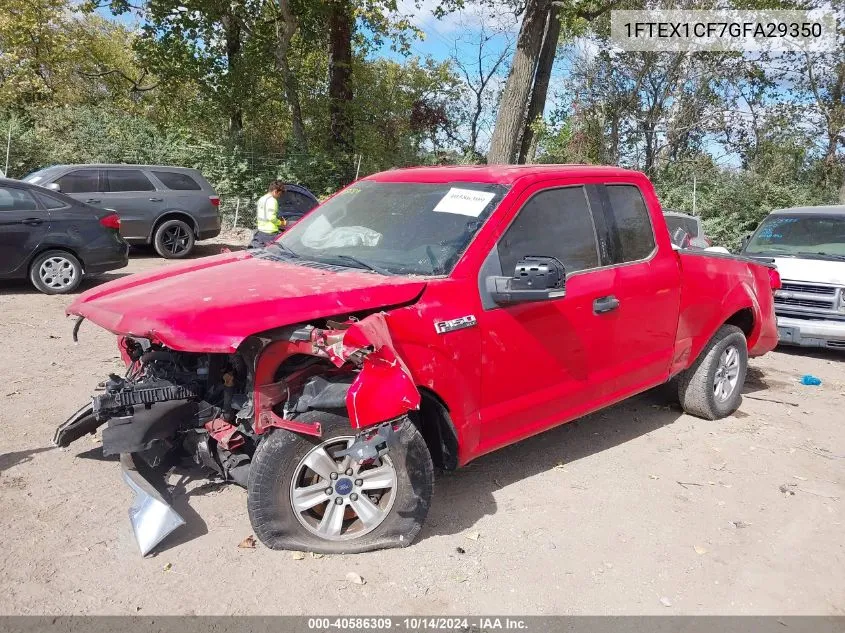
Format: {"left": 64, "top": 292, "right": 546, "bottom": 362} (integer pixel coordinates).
{"left": 247, "top": 410, "right": 434, "bottom": 554}
{"left": 677, "top": 324, "right": 748, "bottom": 420}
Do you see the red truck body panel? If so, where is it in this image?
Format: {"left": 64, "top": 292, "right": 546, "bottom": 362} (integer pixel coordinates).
{"left": 66, "top": 165, "right": 778, "bottom": 467}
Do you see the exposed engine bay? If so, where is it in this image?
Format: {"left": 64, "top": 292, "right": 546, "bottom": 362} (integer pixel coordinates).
{"left": 54, "top": 313, "right": 422, "bottom": 555}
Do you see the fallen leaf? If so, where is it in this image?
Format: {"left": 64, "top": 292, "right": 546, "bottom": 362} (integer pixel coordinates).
{"left": 310, "top": 552, "right": 324, "bottom": 559}
{"left": 163, "top": 563, "right": 172, "bottom": 572}
{"left": 345, "top": 572, "right": 366, "bottom": 585}
{"left": 291, "top": 551, "right": 305, "bottom": 560}
{"left": 649, "top": 474, "right": 660, "bottom": 480}
{"left": 238, "top": 535, "right": 256, "bottom": 549}
{"left": 694, "top": 545, "right": 708, "bottom": 555}
{"left": 465, "top": 531, "right": 480, "bottom": 541}
{"left": 732, "top": 521, "right": 750, "bottom": 529}
{"left": 659, "top": 596, "right": 672, "bottom": 607}
{"left": 792, "top": 475, "right": 807, "bottom": 481}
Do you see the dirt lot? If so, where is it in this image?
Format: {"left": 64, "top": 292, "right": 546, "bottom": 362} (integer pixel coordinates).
{"left": 1, "top": 236, "right": 843, "bottom": 615}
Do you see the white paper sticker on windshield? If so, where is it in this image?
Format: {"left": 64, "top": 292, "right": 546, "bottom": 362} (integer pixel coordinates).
{"left": 433, "top": 188, "right": 496, "bottom": 217}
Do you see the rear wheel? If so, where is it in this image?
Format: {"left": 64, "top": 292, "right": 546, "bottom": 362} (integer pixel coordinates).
{"left": 248, "top": 410, "right": 434, "bottom": 553}
{"left": 677, "top": 325, "right": 748, "bottom": 420}
{"left": 153, "top": 219, "right": 195, "bottom": 258}
{"left": 29, "top": 250, "right": 83, "bottom": 295}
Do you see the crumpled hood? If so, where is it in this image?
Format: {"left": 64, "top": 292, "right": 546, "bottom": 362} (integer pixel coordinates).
{"left": 67, "top": 251, "right": 426, "bottom": 352}
{"left": 772, "top": 256, "right": 845, "bottom": 286}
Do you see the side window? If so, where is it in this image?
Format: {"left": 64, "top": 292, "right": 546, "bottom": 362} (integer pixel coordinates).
{"left": 497, "top": 186, "right": 600, "bottom": 276}
{"left": 605, "top": 185, "right": 656, "bottom": 262}
{"left": 106, "top": 169, "right": 156, "bottom": 192}
{"left": 152, "top": 170, "right": 201, "bottom": 191}
{"left": 0, "top": 186, "right": 39, "bottom": 211}
{"left": 281, "top": 191, "right": 317, "bottom": 215}
{"left": 56, "top": 169, "right": 99, "bottom": 194}
{"left": 35, "top": 192, "right": 69, "bottom": 209}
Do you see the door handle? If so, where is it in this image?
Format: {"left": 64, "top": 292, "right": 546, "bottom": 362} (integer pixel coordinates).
{"left": 86, "top": 198, "right": 101, "bottom": 204}
{"left": 148, "top": 197, "right": 163, "bottom": 202}
{"left": 593, "top": 295, "right": 620, "bottom": 314}
{"left": 21, "top": 217, "right": 43, "bottom": 226}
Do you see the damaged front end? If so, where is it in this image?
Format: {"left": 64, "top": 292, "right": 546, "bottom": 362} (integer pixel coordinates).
{"left": 54, "top": 313, "right": 420, "bottom": 556}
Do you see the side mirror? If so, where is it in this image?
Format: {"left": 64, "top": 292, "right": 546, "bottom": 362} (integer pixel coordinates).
{"left": 740, "top": 233, "right": 752, "bottom": 250}
{"left": 45, "top": 183, "right": 61, "bottom": 192}
{"left": 486, "top": 256, "right": 566, "bottom": 306}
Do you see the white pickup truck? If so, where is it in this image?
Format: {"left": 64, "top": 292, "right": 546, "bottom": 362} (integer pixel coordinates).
{"left": 741, "top": 205, "right": 845, "bottom": 350}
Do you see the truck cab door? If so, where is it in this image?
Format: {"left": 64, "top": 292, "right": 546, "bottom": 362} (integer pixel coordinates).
{"left": 0, "top": 185, "right": 50, "bottom": 276}
{"left": 475, "top": 183, "right": 618, "bottom": 455}
{"left": 591, "top": 183, "right": 681, "bottom": 399}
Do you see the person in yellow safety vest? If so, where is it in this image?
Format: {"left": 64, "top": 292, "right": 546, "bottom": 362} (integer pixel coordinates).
{"left": 250, "top": 180, "right": 287, "bottom": 248}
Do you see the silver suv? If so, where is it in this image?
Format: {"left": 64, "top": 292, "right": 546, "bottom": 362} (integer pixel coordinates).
{"left": 23, "top": 164, "right": 221, "bottom": 258}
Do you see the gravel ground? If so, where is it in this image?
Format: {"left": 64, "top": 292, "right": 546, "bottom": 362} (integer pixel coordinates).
{"left": 0, "top": 235, "right": 843, "bottom": 615}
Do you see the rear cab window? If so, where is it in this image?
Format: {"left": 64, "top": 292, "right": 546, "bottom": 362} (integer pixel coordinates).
{"left": 602, "top": 184, "right": 656, "bottom": 263}
{"left": 152, "top": 171, "right": 202, "bottom": 191}
{"left": 105, "top": 170, "right": 156, "bottom": 192}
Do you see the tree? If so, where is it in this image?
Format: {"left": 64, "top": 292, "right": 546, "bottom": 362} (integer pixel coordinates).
{"left": 487, "top": 0, "right": 549, "bottom": 164}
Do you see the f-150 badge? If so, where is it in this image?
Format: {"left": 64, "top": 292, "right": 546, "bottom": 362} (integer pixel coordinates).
{"left": 434, "top": 315, "right": 477, "bottom": 334}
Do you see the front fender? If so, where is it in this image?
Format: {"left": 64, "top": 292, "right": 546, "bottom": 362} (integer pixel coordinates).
{"left": 252, "top": 313, "right": 420, "bottom": 435}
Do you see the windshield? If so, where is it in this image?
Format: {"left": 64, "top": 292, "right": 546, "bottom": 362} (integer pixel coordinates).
{"left": 22, "top": 168, "right": 53, "bottom": 184}
{"left": 745, "top": 214, "right": 845, "bottom": 259}
{"left": 274, "top": 180, "right": 509, "bottom": 275}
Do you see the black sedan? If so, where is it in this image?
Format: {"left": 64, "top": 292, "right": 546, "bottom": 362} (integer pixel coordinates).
{"left": 0, "top": 178, "right": 129, "bottom": 294}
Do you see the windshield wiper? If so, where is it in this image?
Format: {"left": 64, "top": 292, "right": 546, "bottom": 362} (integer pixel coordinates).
{"left": 328, "top": 255, "right": 392, "bottom": 275}
{"left": 267, "top": 241, "right": 299, "bottom": 258}
{"left": 796, "top": 251, "right": 845, "bottom": 261}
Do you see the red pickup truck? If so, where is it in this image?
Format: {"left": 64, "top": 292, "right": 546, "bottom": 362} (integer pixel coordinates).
{"left": 54, "top": 165, "right": 779, "bottom": 555}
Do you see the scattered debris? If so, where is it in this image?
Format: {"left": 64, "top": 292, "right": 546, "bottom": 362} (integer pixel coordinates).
{"left": 465, "top": 531, "right": 480, "bottom": 541}
{"left": 553, "top": 462, "right": 567, "bottom": 472}
{"left": 649, "top": 474, "right": 660, "bottom": 480}
{"left": 732, "top": 520, "right": 750, "bottom": 529}
{"left": 345, "top": 572, "right": 366, "bottom": 585}
{"left": 659, "top": 596, "right": 673, "bottom": 607}
{"left": 237, "top": 535, "right": 256, "bottom": 549}
{"left": 793, "top": 475, "right": 807, "bottom": 481}
{"left": 800, "top": 375, "right": 822, "bottom": 386}
{"left": 455, "top": 547, "right": 466, "bottom": 554}
{"left": 710, "top": 463, "right": 727, "bottom": 471}
{"left": 694, "top": 545, "right": 708, "bottom": 555}
{"left": 311, "top": 552, "right": 324, "bottom": 559}
{"left": 779, "top": 484, "right": 796, "bottom": 496}
{"left": 291, "top": 551, "right": 305, "bottom": 560}
{"left": 162, "top": 563, "right": 172, "bottom": 572}
{"left": 677, "top": 481, "right": 704, "bottom": 489}
{"left": 744, "top": 395, "right": 799, "bottom": 407}
{"left": 796, "top": 488, "right": 840, "bottom": 501}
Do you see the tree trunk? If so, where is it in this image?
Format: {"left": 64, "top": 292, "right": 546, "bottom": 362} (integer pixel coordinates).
{"left": 487, "top": 0, "right": 550, "bottom": 164}
{"left": 274, "top": 0, "right": 307, "bottom": 149}
{"left": 518, "top": 7, "right": 561, "bottom": 164}
{"left": 327, "top": 0, "right": 354, "bottom": 181}
{"left": 221, "top": 13, "right": 243, "bottom": 137}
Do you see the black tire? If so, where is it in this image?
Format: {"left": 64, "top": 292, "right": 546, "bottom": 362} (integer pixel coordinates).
{"left": 248, "top": 410, "right": 434, "bottom": 554}
{"left": 677, "top": 325, "right": 748, "bottom": 420}
{"left": 153, "top": 219, "right": 195, "bottom": 259}
{"left": 29, "top": 250, "right": 83, "bottom": 295}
